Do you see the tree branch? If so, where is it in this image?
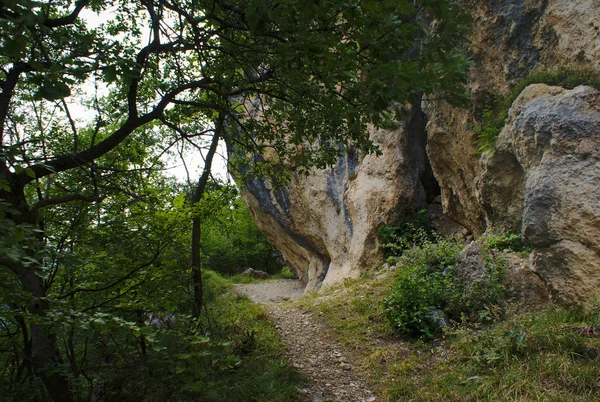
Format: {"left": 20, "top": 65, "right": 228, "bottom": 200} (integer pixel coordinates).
{"left": 58, "top": 252, "right": 161, "bottom": 300}
{"left": 44, "top": 0, "right": 91, "bottom": 28}
{"left": 192, "top": 116, "right": 222, "bottom": 204}
{"left": 32, "top": 194, "right": 103, "bottom": 211}
{"left": 19, "top": 77, "right": 217, "bottom": 183}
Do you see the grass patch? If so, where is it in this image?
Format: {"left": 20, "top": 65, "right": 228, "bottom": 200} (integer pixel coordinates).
{"left": 297, "top": 275, "right": 394, "bottom": 349}
{"left": 382, "top": 307, "right": 600, "bottom": 402}
{"left": 228, "top": 274, "right": 264, "bottom": 284}
{"left": 298, "top": 269, "right": 600, "bottom": 401}
{"left": 200, "top": 293, "right": 305, "bottom": 401}
{"left": 203, "top": 269, "right": 233, "bottom": 302}
{"left": 475, "top": 67, "right": 600, "bottom": 153}
{"left": 230, "top": 265, "right": 298, "bottom": 282}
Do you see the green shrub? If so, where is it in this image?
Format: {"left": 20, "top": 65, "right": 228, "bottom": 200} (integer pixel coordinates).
{"left": 383, "top": 240, "right": 462, "bottom": 338}
{"left": 272, "top": 265, "right": 297, "bottom": 280}
{"left": 475, "top": 67, "right": 600, "bottom": 153}
{"left": 484, "top": 232, "right": 531, "bottom": 253}
{"left": 384, "top": 264, "right": 456, "bottom": 338}
{"left": 384, "top": 240, "right": 510, "bottom": 338}
{"left": 378, "top": 210, "right": 438, "bottom": 257}
{"left": 474, "top": 106, "right": 509, "bottom": 154}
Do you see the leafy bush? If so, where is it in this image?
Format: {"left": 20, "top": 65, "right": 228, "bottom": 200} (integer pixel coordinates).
{"left": 484, "top": 232, "right": 531, "bottom": 253}
{"left": 272, "top": 266, "right": 297, "bottom": 280}
{"left": 383, "top": 240, "right": 462, "bottom": 337}
{"left": 378, "top": 210, "right": 438, "bottom": 257}
{"left": 384, "top": 240, "right": 510, "bottom": 338}
{"left": 475, "top": 67, "right": 600, "bottom": 153}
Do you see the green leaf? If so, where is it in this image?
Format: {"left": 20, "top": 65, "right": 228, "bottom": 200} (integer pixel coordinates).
{"left": 30, "top": 61, "right": 45, "bottom": 71}
{"left": 0, "top": 179, "right": 11, "bottom": 192}
{"left": 1, "top": 37, "right": 27, "bottom": 58}
{"left": 14, "top": 227, "right": 25, "bottom": 242}
{"left": 37, "top": 81, "right": 71, "bottom": 101}
{"left": 103, "top": 65, "right": 118, "bottom": 83}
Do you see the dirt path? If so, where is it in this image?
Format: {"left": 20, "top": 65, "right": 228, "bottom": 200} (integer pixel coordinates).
{"left": 233, "top": 280, "right": 377, "bottom": 402}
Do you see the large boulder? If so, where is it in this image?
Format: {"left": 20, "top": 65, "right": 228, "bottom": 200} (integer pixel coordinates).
{"left": 481, "top": 84, "right": 600, "bottom": 305}
{"left": 423, "top": 0, "right": 600, "bottom": 305}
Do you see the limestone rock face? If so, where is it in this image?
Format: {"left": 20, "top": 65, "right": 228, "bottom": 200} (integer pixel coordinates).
{"left": 426, "top": 0, "right": 600, "bottom": 234}
{"left": 241, "top": 107, "right": 437, "bottom": 289}
{"left": 482, "top": 84, "right": 600, "bottom": 304}
{"left": 423, "top": 0, "right": 600, "bottom": 305}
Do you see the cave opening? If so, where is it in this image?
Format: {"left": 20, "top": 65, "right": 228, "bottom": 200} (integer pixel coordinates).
{"left": 407, "top": 104, "right": 441, "bottom": 207}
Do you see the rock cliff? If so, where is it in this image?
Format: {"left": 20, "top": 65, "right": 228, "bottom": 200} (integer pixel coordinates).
{"left": 240, "top": 0, "right": 600, "bottom": 303}
{"left": 427, "top": 0, "right": 600, "bottom": 235}
{"left": 241, "top": 106, "right": 438, "bottom": 289}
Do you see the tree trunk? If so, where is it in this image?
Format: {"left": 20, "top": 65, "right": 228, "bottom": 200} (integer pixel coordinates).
{"left": 5, "top": 189, "right": 74, "bottom": 401}
{"left": 20, "top": 265, "right": 73, "bottom": 401}
{"left": 190, "top": 117, "right": 223, "bottom": 318}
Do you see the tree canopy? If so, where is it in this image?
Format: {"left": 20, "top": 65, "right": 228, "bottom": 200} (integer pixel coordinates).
{"left": 0, "top": 0, "right": 470, "bottom": 399}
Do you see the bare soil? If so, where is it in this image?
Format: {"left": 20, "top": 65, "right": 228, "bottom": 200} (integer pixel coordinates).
{"left": 233, "top": 280, "right": 377, "bottom": 402}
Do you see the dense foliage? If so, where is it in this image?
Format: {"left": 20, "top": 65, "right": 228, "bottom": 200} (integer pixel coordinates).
{"left": 199, "top": 187, "right": 284, "bottom": 275}
{"left": 383, "top": 239, "right": 510, "bottom": 338}
{"left": 0, "top": 174, "right": 299, "bottom": 401}
{"left": 377, "top": 209, "right": 438, "bottom": 258}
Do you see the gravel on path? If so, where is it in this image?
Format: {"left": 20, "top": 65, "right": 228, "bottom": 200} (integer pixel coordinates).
{"left": 232, "top": 279, "right": 305, "bottom": 303}
{"left": 234, "top": 280, "right": 377, "bottom": 402}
